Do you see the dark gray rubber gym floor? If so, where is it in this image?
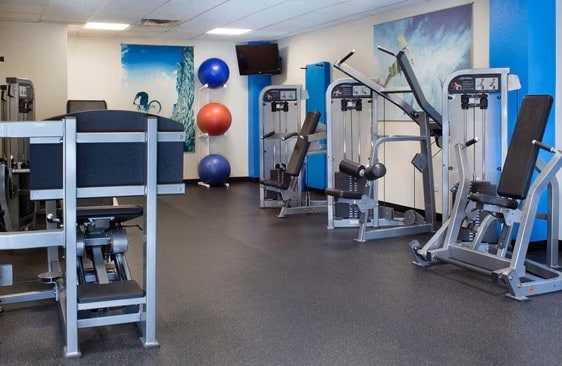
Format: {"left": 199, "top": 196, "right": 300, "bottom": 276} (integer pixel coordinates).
{"left": 2, "top": 181, "right": 562, "bottom": 365}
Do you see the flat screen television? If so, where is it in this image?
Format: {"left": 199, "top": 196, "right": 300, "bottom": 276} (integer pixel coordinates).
{"left": 235, "top": 43, "right": 282, "bottom": 75}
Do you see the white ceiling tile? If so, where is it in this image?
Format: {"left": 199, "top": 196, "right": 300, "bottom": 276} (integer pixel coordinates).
{"left": 186, "top": 0, "right": 287, "bottom": 25}
{"left": 145, "top": 0, "right": 227, "bottom": 20}
{"left": 0, "top": 11, "right": 41, "bottom": 22}
{"left": 228, "top": 1, "right": 329, "bottom": 29}
{"left": 40, "top": 0, "right": 106, "bottom": 22}
{"left": 0, "top": 0, "right": 48, "bottom": 13}
{"left": 0, "top": 0, "right": 435, "bottom": 41}
{"left": 91, "top": 0, "right": 168, "bottom": 23}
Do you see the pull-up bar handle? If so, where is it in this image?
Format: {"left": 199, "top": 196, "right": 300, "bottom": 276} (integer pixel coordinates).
{"left": 377, "top": 45, "right": 396, "bottom": 57}
{"left": 465, "top": 137, "right": 479, "bottom": 147}
{"left": 338, "top": 50, "right": 355, "bottom": 65}
{"left": 532, "top": 140, "right": 557, "bottom": 153}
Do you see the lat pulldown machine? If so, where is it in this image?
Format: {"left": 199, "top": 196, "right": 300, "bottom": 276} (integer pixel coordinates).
{"left": 326, "top": 47, "right": 442, "bottom": 241}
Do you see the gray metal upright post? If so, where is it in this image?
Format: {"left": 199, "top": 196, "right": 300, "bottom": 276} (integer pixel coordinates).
{"left": 63, "top": 116, "right": 80, "bottom": 358}
{"left": 140, "top": 116, "right": 159, "bottom": 348}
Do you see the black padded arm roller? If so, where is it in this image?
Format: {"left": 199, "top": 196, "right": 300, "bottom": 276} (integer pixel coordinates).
{"left": 364, "top": 163, "right": 386, "bottom": 181}
{"left": 339, "top": 159, "right": 365, "bottom": 178}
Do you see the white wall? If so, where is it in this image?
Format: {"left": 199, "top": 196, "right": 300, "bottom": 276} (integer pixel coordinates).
{"left": 67, "top": 36, "right": 248, "bottom": 180}
{"left": 0, "top": 22, "right": 68, "bottom": 120}
{"left": 274, "top": 0, "right": 489, "bottom": 213}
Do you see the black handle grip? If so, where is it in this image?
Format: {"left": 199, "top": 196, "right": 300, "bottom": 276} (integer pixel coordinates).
{"left": 377, "top": 45, "right": 396, "bottom": 57}
{"left": 338, "top": 50, "right": 355, "bottom": 64}
{"left": 261, "top": 131, "right": 275, "bottom": 139}
{"left": 465, "top": 137, "right": 479, "bottom": 147}
{"left": 281, "top": 132, "right": 298, "bottom": 141}
{"left": 532, "top": 140, "right": 556, "bottom": 153}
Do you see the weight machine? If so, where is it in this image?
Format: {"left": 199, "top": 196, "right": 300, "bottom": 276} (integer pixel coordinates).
{"left": 0, "top": 109, "right": 185, "bottom": 356}
{"left": 326, "top": 78, "right": 376, "bottom": 229}
{"left": 326, "top": 48, "right": 441, "bottom": 241}
{"left": 410, "top": 89, "right": 562, "bottom": 299}
{"left": 0, "top": 77, "right": 36, "bottom": 231}
{"left": 259, "top": 85, "right": 326, "bottom": 216}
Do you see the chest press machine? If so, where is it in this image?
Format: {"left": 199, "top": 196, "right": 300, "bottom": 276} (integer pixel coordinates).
{"left": 0, "top": 110, "right": 185, "bottom": 357}
{"left": 410, "top": 95, "right": 562, "bottom": 300}
{"left": 260, "top": 111, "right": 327, "bottom": 217}
{"left": 326, "top": 47, "right": 442, "bottom": 241}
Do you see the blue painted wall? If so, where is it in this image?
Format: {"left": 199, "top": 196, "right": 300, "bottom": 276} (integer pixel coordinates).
{"left": 304, "top": 62, "right": 330, "bottom": 189}
{"left": 489, "top": 0, "right": 556, "bottom": 240}
{"left": 247, "top": 74, "right": 271, "bottom": 178}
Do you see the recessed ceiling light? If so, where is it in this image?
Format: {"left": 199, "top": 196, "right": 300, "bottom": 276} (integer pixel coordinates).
{"left": 84, "top": 22, "right": 130, "bottom": 31}
{"left": 207, "top": 28, "right": 252, "bottom": 35}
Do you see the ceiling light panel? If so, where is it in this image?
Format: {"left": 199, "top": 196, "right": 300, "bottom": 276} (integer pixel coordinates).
{"left": 84, "top": 22, "right": 130, "bottom": 30}
{"left": 207, "top": 28, "right": 252, "bottom": 35}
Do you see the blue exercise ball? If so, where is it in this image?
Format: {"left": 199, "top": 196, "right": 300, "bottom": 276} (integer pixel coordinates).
{"left": 198, "top": 58, "right": 230, "bottom": 88}
{"left": 198, "top": 154, "right": 231, "bottom": 186}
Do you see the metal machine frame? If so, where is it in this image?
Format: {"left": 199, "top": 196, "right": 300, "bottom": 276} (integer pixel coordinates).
{"left": 329, "top": 49, "right": 439, "bottom": 241}
{"left": 0, "top": 115, "right": 185, "bottom": 357}
{"left": 440, "top": 68, "right": 516, "bottom": 218}
{"left": 259, "top": 85, "right": 303, "bottom": 208}
{"left": 411, "top": 95, "right": 561, "bottom": 300}
{"left": 326, "top": 78, "right": 376, "bottom": 229}
{"left": 258, "top": 85, "right": 327, "bottom": 217}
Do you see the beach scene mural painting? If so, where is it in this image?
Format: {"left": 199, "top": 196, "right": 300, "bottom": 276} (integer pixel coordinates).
{"left": 373, "top": 4, "right": 472, "bottom": 119}
{"left": 121, "top": 44, "right": 195, "bottom": 152}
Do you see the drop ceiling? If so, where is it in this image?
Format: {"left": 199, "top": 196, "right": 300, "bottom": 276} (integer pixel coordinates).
{"left": 0, "top": 0, "right": 431, "bottom": 41}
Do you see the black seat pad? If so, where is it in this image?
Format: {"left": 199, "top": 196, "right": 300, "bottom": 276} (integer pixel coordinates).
{"left": 325, "top": 188, "right": 363, "bottom": 199}
{"left": 78, "top": 280, "right": 144, "bottom": 303}
{"left": 77, "top": 204, "right": 143, "bottom": 223}
{"left": 260, "top": 178, "right": 290, "bottom": 190}
{"left": 469, "top": 193, "right": 518, "bottom": 209}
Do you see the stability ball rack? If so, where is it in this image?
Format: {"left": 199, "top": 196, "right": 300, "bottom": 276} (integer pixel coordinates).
{"left": 0, "top": 110, "right": 185, "bottom": 357}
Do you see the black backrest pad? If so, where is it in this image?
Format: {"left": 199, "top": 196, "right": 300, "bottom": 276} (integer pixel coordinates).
{"left": 497, "top": 95, "right": 553, "bottom": 199}
{"left": 299, "top": 111, "right": 321, "bottom": 136}
{"left": 30, "top": 110, "right": 184, "bottom": 190}
{"left": 67, "top": 100, "right": 108, "bottom": 113}
{"left": 284, "top": 111, "right": 320, "bottom": 176}
{"left": 286, "top": 137, "right": 309, "bottom": 176}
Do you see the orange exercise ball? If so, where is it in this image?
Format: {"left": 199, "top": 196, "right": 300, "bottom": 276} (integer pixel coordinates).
{"left": 197, "top": 102, "right": 232, "bottom": 136}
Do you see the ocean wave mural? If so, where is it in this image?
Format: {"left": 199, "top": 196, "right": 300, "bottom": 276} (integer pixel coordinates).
{"left": 373, "top": 4, "right": 472, "bottom": 119}
{"left": 121, "top": 44, "right": 195, "bottom": 152}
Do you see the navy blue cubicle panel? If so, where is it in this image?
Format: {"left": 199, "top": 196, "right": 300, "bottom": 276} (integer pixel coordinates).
{"left": 304, "top": 61, "right": 330, "bottom": 189}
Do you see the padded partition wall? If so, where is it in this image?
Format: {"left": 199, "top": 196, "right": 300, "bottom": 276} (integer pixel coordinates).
{"left": 490, "top": 0, "right": 556, "bottom": 241}
{"left": 30, "top": 110, "right": 184, "bottom": 190}
{"left": 304, "top": 61, "right": 330, "bottom": 189}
